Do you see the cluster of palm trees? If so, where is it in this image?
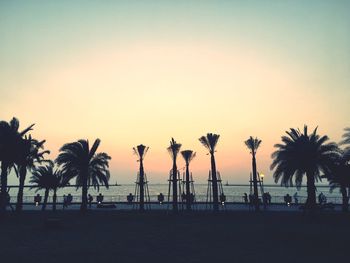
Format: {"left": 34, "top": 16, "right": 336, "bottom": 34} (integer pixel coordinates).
{"left": 0, "top": 118, "right": 111, "bottom": 212}
{"left": 1, "top": 117, "right": 350, "bottom": 213}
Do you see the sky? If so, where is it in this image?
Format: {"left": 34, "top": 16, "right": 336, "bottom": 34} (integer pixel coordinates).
{"left": 1, "top": 0, "right": 349, "bottom": 185}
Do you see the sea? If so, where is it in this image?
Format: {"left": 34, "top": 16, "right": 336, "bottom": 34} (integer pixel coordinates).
{"left": 8, "top": 183, "right": 344, "bottom": 204}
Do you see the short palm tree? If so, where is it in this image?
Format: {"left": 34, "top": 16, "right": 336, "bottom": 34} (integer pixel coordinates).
{"left": 167, "top": 138, "right": 181, "bottom": 212}
{"left": 15, "top": 136, "right": 50, "bottom": 211}
{"left": 0, "top": 117, "right": 34, "bottom": 211}
{"left": 271, "top": 126, "right": 340, "bottom": 209}
{"left": 30, "top": 163, "right": 65, "bottom": 211}
{"left": 133, "top": 144, "right": 149, "bottom": 211}
{"left": 245, "top": 136, "right": 262, "bottom": 211}
{"left": 199, "top": 133, "right": 220, "bottom": 212}
{"left": 181, "top": 150, "right": 196, "bottom": 211}
{"left": 323, "top": 154, "right": 350, "bottom": 212}
{"left": 56, "top": 139, "right": 111, "bottom": 212}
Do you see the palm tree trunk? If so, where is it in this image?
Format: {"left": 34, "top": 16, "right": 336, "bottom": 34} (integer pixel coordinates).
{"left": 81, "top": 174, "right": 88, "bottom": 212}
{"left": 16, "top": 166, "right": 27, "bottom": 212}
{"left": 172, "top": 160, "right": 178, "bottom": 212}
{"left": 185, "top": 162, "right": 191, "bottom": 211}
{"left": 211, "top": 153, "right": 219, "bottom": 212}
{"left": 0, "top": 162, "right": 9, "bottom": 211}
{"left": 52, "top": 188, "right": 57, "bottom": 211}
{"left": 252, "top": 154, "right": 260, "bottom": 211}
{"left": 306, "top": 172, "right": 316, "bottom": 209}
{"left": 139, "top": 159, "right": 145, "bottom": 211}
{"left": 42, "top": 188, "right": 49, "bottom": 211}
{"left": 340, "top": 186, "right": 348, "bottom": 213}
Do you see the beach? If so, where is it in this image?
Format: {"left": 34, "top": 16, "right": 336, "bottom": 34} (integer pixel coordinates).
{"left": 1, "top": 210, "right": 349, "bottom": 263}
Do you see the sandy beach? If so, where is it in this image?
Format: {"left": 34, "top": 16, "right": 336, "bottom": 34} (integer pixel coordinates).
{"left": 1, "top": 210, "right": 349, "bottom": 263}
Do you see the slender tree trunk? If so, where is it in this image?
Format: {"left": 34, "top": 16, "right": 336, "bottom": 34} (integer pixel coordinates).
{"left": 42, "top": 188, "right": 49, "bottom": 211}
{"left": 211, "top": 153, "right": 219, "bottom": 212}
{"left": 306, "top": 172, "right": 316, "bottom": 209}
{"left": 252, "top": 154, "right": 260, "bottom": 211}
{"left": 16, "top": 165, "right": 26, "bottom": 212}
{"left": 172, "top": 159, "right": 178, "bottom": 212}
{"left": 0, "top": 162, "right": 9, "bottom": 211}
{"left": 81, "top": 174, "right": 88, "bottom": 212}
{"left": 139, "top": 159, "right": 145, "bottom": 211}
{"left": 185, "top": 162, "right": 191, "bottom": 211}
{"left": 52, "top": 188, "right": 57, "bottom": 211}
{"left": 340, "top": 186, "right": 348, "bottom": 213}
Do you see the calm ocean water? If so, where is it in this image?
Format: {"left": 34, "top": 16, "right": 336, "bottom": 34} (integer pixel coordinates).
{"left": 9, "top": 183, "right": 344, "bottom": 204}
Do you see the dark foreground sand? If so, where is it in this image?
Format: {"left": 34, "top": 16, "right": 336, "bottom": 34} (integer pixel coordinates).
{"left": 0, "top": 210, "right": 349, "bottom": 263}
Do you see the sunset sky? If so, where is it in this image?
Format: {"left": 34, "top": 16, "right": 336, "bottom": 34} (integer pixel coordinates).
{"left": 1, "top": 0, "right": 349, "bottom": 184}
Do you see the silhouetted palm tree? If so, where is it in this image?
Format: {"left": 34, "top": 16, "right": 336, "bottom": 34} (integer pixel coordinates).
{"left": 181, "top": 150, "right": 196, "bottom": 211}
{"left": 199, "top": 133, "right": 220, "bottom": 212}
{"left": 56, "top": 139, "right": 111, "bottom": 212}
{"left": 167, "top": 138, "right": 181, "bottom": 212}
{"left": 245, "top": 136, "right": 262, "bottom": 211}
{"left": 0, "top": 118, "right": 34, "bottom": 211}
{"left": 271, "top": 126, "right": 339, "bottom": 209}
{"left": 323, "top": 154, "right": 350, "bottom": 212}
{"left": 30, "top": 163, "right": 65, "bottom": 211}
{"left": 133, "top": 144, "right": 149, "bottom": 211}
{"left": 340, "top": 127, "right": 350, "bottom": 159}
{"left": 15, "top": 136, "right": 50, "bottom": 211}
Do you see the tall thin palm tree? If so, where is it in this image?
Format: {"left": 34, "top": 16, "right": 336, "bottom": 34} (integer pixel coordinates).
{"left": 271, "top": 126, "right": 340, "bottom": 209}
{"left": 199, "top": 133, "right": 220, "bottom": 212}
{"left": 167, "top": 138, "right": 181, "bottom": 212}
{"left": 15, "top": 136, "right": 50, "bottom": 211}
{"left": 245, "top": 136, "right": 262, "bottom": 211}
{"left": 0, "top": 118, "right": 34, "bottom": 211}
{"left": 133, "top": 144, "right": 149, "bottom": 211}
{"left": 30, "top": 163, "right": 65, "bottom": 211}
{"left": 56, "top": 139, "right": 111, "bottom": 212}
{"left": 181, "top": 150, "right": 196, "bottom": 211}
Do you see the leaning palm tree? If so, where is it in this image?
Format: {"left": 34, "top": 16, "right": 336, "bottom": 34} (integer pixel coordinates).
{"left": 245, "top": 136, "right": 262, "bottom": 211}
{"left": 133, "top": 144, "right": 149, "bottom": 211}
{"left": 271, "top": 126, "right": 340, "bottom": 209}
{"left": 0, "top": 117, "right": 34, "bottom": 211}
{"left": 181, "top": 150, "right": 196, "bottom": 211}
{"left": 56, "top": 139, "right": 111, "bottom": 212}
{"left": 167, "top": 138, "right": 182, "bottom": 212}
{"left": 199, "top": 133, "right": 220, "bottom": 212}
{"left": 323, "top": 154, "right": 350, "bottom": 212}
{"left": 30, "top": 163, "right": 65, "bottom": 211}
{"left": 15, "top": 136, "right": 50, "bottom": 211}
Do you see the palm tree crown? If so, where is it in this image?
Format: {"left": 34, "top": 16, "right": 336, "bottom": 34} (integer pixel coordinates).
{"left": 181, "top": 150, "right": 196, "bottom": 164}
{"left": 199, "top": 133, "right": 220, "bottom": 154}
{"left": 271, "top": 126, "right": 339, "bottom": 188}
{"left": 167, "top": 138, "right": 182, "bottom": 160}
{"left": 245, "top": 136, "right": 262, "bottom": 156}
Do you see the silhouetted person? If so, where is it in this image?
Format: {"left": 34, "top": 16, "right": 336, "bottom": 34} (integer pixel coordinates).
{"left": 220, "top": 193, "right": 226, "bottom": 205}
{"left": 262, "top": 192, "right": 268, "bottom": 208}
{"left": 97, "top": 193, "right": 104, "bottom": 204}
{"left": 127, "top": 193, "right": 134, "bottom": 204}
{"left": 284, "top": 194, "right": 292, "bottom": 206}
{"left": 318, "top": 192, "right": 326, "bottom": 205}
{"left": 88, "top": 194, "right": 93, "bottom": 208}
{"left": 189, "top": 193, "right": 195, "bottom": 204}
{"left": 157, "top": 193, "right": 164, "bottom": 204}
{"left": 5, "top": 188, "right": 14, "bottom": 211}
{"left": 243, "top": 193, "right": 248, "bottom": 204}
{"left": 293, "top": 192, "right": 299, "bottom": 204}
{"left": 34, "top": 194, "right": 42, "bottom": 206}
{"left": 63, "top": 195, "right": 68, "bottom": 209}
{"left": 67, "top": 194, "right": 73, "bottom": 205}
